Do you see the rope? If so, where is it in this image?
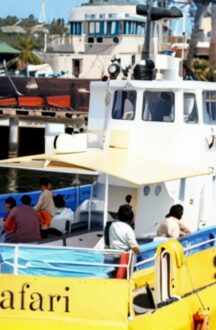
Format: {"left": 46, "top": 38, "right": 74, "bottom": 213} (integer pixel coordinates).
{"left": 184, "top": 259, "right": 207, "bottom": 311}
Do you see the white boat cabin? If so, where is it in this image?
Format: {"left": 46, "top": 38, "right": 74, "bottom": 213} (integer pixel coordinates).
{"left": 84, "top": 55, "right": 216, "bottom": 238}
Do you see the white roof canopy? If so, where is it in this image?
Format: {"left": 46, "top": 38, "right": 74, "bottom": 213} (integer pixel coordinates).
{"left": 0, "top": 148, "right": 211, "bottom": 186}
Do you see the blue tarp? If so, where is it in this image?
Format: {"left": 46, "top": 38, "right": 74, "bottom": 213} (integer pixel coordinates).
{"left": 0, "top": 245, "right": 115, "bottom": 278}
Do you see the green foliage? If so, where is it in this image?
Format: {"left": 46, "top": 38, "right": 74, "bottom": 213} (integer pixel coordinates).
{"left": 192, "top": 58, "right": 216, "bottom": 81}
{"left": 0, "top": 14, "right": 68, "bottom": 57}
{"left": 15, "top": 35, "right": 43, "bottom": 69}
{"left": 0, "top": 16, "right": 19, "bottom": 27}
{"left": 206, "top": 69, "right": 216, "bottom": 82}
{"left": 20, "top": 14, "right": 38, "bottom": 30}
{"left": 49, "top": 18, "right": 68, "bottom": 35}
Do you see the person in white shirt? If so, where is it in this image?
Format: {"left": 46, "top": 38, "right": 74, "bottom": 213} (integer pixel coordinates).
{"left": 157, "top": 204, "right": 191, "bottom": 239}
{"left": 51, "top": 194, "right": 74, "bottom": 233}
{"left": 109, "top": 204, "right": 140, "bottom": 255}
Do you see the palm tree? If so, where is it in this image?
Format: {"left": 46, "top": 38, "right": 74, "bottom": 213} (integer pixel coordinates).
{"left": 16, "top": 34, "right": 43, "bottom": 71}
{"left": 186, "top": 1, "right": 209, "bottom": 69}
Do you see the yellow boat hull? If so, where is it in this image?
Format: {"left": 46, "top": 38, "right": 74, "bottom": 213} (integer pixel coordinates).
{"left": 0, "top": 241, "right": 216, "bottom": 329}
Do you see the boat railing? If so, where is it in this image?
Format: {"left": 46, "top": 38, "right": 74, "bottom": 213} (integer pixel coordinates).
{"left": 135, "top": 256, "right": 155, "bottom": 270}
{"left": 0, "top": 184, "right": 93, "bottom": 218}
{"left": 0, "top": 243, "right": 133, "bottom": 280}
{"left": 183, "top": 236, "right": 216, "bottom": 254}
{"left": 135, "top": 235, "right": 216, "bottom": 270}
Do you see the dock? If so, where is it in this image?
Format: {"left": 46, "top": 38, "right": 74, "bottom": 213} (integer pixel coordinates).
{"left": 0, "top": 76, "right": 92, "bottom": 158}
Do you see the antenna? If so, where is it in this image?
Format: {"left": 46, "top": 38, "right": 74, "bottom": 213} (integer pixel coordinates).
{"left": 39, "top": 0, "right": 46, "bottom": 24}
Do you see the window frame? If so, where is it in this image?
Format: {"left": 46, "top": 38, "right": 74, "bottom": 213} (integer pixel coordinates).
{"left": 111, "top": 89, "right": 137, "bottom": 121}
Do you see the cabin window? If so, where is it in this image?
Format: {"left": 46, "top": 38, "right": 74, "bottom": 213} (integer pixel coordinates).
{"left": 203, "top": 91, "right": 216, "bottom": 124}
{"left": 112, "top": 90, "right": 136, "bottom": 120}
{"left": 183, "top": 93, "right": 198, "bottom": 124}
{"left": 70, "top": 22, "right": 82, "bottom": 36}
{"left": 142, "top": 91, "right": 174, "bottom": 122}
{"left": 123, "top": 21, "right": 145, "bottom": 35}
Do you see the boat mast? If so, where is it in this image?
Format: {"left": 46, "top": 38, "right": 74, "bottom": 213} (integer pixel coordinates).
{"left": 142, "top": 0, "right": 153, "bottom": 60}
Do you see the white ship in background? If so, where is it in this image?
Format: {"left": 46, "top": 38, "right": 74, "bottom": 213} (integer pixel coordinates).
{"left": 43, "top": 0, "right": 171, "bottom": 79}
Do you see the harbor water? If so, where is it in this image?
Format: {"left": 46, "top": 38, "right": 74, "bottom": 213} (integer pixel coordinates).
{"left": 0, "top": 126, "right": 94, "bottom": 194}
{"left": 0, "top": 167, "right": 94, "bottom": 194}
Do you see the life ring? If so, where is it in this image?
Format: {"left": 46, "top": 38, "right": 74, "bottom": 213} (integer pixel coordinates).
{"left": 115, "top": 252, "right": 129, "bottom": 279}
{"left": 193, "top": 310, "right": 209, "bottom": 330}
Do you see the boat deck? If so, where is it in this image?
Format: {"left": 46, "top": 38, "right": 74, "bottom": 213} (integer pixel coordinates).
{"left": 41, "top": 227, "right": 103, "bottom": 248}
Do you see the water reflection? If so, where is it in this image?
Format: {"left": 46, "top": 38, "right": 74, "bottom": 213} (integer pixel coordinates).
{"left": 7, "top": 169, "right": 18, "bottom": 192}
{"left": 0, "top": 168, "right": 94, "bottom": 194}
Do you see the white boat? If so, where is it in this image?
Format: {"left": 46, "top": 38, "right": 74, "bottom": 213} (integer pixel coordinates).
{"left": 0, "top": 3, "right": 216, "bottom": 329}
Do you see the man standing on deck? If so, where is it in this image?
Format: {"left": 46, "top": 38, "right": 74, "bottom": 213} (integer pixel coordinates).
{"left": 34, "top": 177, "right": 55, "bottom": 231}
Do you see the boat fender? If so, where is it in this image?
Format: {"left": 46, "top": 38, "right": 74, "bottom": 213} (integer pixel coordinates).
{"left": 115, "top": 252, "right": 129, "bottom": 279}
{"left": 193, "top": 309, "right": 209, "bottom": 330}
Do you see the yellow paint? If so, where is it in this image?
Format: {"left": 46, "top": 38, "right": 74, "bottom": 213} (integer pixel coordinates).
{"left": 129, "top": 283, "right": 216, "bottom": 330}
{"left": 169, "top": 246, "right": 216, "bottom": 298}
{"left": 132, "top": 266, "right": 155, "bottom": 289}
{"left": 0, "top": 275, "right": 130, "bottom": 329}
{"left": 136, "top": 239, "right": 216, "bottom": 298}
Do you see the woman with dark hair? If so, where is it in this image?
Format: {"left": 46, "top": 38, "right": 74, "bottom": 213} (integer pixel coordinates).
{"left": 157, "top": 204, "right": 191, "bottom": 238}
{"left": 109, "top": 204, "right": 140, "bottom": 254}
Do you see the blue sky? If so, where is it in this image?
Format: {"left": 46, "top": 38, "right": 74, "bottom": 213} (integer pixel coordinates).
{"left": 0, "top": 0, "right": 89, "bottom": 23}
